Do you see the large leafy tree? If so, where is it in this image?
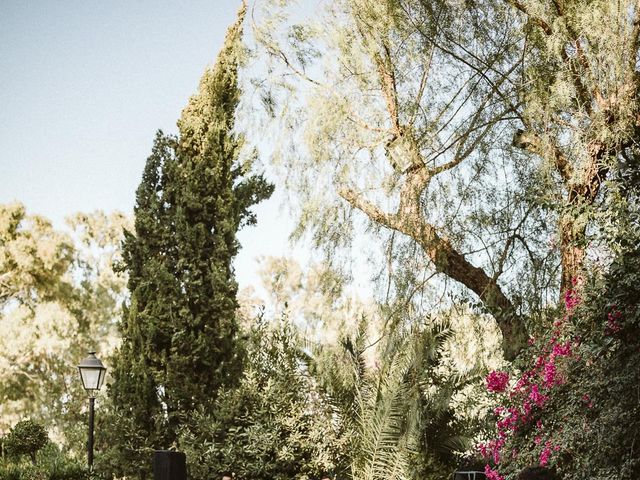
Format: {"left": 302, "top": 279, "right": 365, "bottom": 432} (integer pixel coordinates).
{"left": 107, "top": 4, "right": 273, "bottom": 475}
{"left": 0, "top": 203, "right": 128, "bottom": 446}
{"left": 505, "top": 0, "right": 640, "bottom": 290}
{"left": 251, "top": 0, "right": 640, "bottom": 360}
{"left": 0, "top": 203, "right": 74, "bottom": 310}
{"left": 252, "top": 0, "right": 543, "bottom": 360}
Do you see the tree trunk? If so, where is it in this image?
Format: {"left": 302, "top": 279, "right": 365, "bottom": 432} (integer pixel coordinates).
{"left": 413, "top": 222, "right": 527, "bottom": 360}
{"left": 340, "top": 187, "right": 528, "bottom": 360}
{"left": 559, "top": 217, "right": 586, "bottom": 294}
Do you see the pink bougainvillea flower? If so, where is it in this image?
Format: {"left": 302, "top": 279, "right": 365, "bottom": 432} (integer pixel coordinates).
{"left": 486, "top": 371, "right": 510, "bottom": 393}
{"left": 552, "top": 341, "right": 572, "bottom": 357}
{"left": 478, "top": 442, "right": 489, "bottom": 459}
{"left": 564, "top": 287, "right": 581, "bottom": 311}
{"left": 485, "top": 465, "right": 504, "bottom": 480}
{"left": 529, "top": 384, "right": 548, "bottom": 407}
{"left": 539, "top": 441, "right": 553, "bottom": 466}
{"left": 543, "top": 360, "right": 557, "bottom": 387}
{"left": 478, "top": 301, "right": 581, "bottom": 474}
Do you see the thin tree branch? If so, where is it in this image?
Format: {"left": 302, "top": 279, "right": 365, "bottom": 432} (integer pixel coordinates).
{"left": 339, "top": 188, "right": 399, "bottom": 229}
{"left": 504, "top": 0, "right": 553, "bottom": 35}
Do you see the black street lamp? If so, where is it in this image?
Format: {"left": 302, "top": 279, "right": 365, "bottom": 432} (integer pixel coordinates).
{"left": 78, "top": 351, "right": 107, "bottom": 469}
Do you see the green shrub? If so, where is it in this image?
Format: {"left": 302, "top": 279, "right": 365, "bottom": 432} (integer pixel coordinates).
{"left": 0, "top": 463, "right": 46, "bottom": 480}
{"left": 0, "top": 439, "right": 87, "bottom": 480}
{"left": 178, "top": 318, "right": 342, "bottom": 480}
{"left": 48, "top": 463, "right": 87, "bottom": 480}
{"left": 480, "top": 233, "right": 640, "bottom": 479}
{"left": 4, "top": 420, "right": 49, "bottom": 465}
{"left": 0, "top": 462, "right": 21, "bottom": 480}
{"left": 37, "top": 443, "right": 88, "bottom": 480}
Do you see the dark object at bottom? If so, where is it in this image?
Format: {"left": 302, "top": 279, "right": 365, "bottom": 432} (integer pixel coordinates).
{"left": 154, "top": 450, "right": 187, "bottom": 480}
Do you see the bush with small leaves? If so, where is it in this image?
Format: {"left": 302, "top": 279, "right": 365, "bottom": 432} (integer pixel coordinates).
{"left": 4, "top": 420, "right": 49, "bottom": 465}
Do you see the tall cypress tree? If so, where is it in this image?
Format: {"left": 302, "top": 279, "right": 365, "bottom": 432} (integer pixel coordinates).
{"left": 108, "top": 3, "right": 273, "bottom": 473}
{"left": 165, "top": 1, "right": 273, "bottom": 422}
{"left": 107, "top": 133, "right": 179, "bottom": 478}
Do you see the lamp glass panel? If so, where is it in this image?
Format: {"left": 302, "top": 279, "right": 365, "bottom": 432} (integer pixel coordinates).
{"left": 81, "top": 367, "right": 102, "bottom": 390}
{"left": 97, "top": 368, "right": 106, "bottom": 389}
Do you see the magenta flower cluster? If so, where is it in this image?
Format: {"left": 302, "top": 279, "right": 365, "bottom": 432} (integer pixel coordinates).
{"left": 485, "top": 464, "right": 504, "bottom": 480}
{"left": 563, "top": 279, "right": 581, "bottom": 311}
{"left": 486, "top": 371, "right": 510, "bottom": 393}
{"left": 606, "top": 308, "right": 623, "bottom": 334}
{"left": 478, "top": 284, "right": 589, "bottom": 477}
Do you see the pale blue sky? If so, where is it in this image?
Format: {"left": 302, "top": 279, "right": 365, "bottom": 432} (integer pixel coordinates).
{"left": 0, "top": 0, "right": 301, "bottom": 290}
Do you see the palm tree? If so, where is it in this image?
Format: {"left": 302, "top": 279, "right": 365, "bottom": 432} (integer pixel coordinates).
{"left": 314, "top": 317, "right": 479, "bottom": 480}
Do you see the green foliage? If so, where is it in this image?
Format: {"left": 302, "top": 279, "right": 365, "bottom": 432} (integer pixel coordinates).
{"left": 484, "top": 226, "right": 640, "bottom": 478}
{"left": 0, "top": 442, "right": 87, "bottom": 480}
{"left": 0, "top": 203, "right": 74, "bottom": 309}
{"left": 0, "top": 463, "right": 46, "bottom": 480}
{"left": 0, "top": 463, "right": 21, "bottom": 480}
{"left": 35, "top": 443, "right": 87, "bottom": 480}
{"left": 93, "top": 407, "right": 155, "bottom": 480}
{"left": 312, "top": 317, "right": 480, "bottom": 480}
{"left": 178, "top": 317, "right": 342, "bottom": 480}
{"left": 4, "top": 420, "right": 48, "bottom": 465}
{"left": 44, "top": 462, "right": 87, "bottom": 480}
{"left": 250, "top": 0, "right": 557, "bottom": 359}
{"left": 0, "top": 203, "right": 128, "bottom": 451}
{"left": 106, "top": 6, "right": 273, "bottom": 477}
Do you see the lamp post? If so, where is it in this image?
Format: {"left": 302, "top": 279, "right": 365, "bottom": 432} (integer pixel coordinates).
{"left": 78, "top": 351, "right": 107, "bottom": 469}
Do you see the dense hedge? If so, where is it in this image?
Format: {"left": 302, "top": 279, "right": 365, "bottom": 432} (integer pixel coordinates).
{"left": 480, "top": 234, "right": 640, "bottom": 479}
